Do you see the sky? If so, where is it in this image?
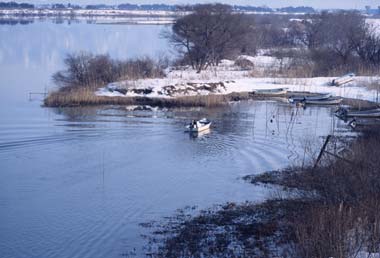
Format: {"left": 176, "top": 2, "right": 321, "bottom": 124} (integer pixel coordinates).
{"left": 22, "top": 0, "right": 380, "bottom": 9}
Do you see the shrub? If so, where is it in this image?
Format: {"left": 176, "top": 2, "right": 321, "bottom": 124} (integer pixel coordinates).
{"left": 52, "top": 52, "right": 166, "bottom": 90}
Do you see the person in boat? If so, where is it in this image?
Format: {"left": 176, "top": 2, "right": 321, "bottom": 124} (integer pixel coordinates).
{"left": 191, "top": 120, "right": 197, "bottom": 129}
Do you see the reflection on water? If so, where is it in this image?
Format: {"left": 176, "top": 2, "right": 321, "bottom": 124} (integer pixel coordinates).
{"left": 189, "top": 128, "right": 211, "bottom": 139}
{"left": 0, "top": 20, "right": 349, "bottom": 258}
{"left": 0, "top": 19, "right": 34, "bottom": 25}
{"left": 0, "top": 20, "right": 171, "bottom": 105}
{"left": 0, "top": 101, "right": 348, "bottom": 258}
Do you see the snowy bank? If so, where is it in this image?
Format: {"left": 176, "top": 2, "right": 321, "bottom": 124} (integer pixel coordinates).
{"left": 96, "top": 58, "right": 380, "bottom": 103}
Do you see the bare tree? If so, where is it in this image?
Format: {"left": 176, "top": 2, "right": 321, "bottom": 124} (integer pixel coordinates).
{"left": 356, "top": 26, "right": 380, "bottom": 66}
{"left": 168, "top": 4, "right": 255, "bottom": 73}
{"left": 53, "top": 53, "right": 165, "bottom": 89}
{"left": 253, "top": 14, "right": 296, "bottom": 49}
{"left": 304, "top": 11, "right": 366, "bottom": 62}
{"left": 287, "top": 11, "right": 368, "bottom": 75}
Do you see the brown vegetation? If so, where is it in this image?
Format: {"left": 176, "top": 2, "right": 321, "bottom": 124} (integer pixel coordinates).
{"left": 45, "top": 53, "right": 170, "bottom": 107}
{"left": 269, "top": 11, "right": 380, "bottom": 76}
{"left": 142, "top": 128, "right": 380, "bottom": 257}
{"left": 44, "top": 89, "right": 234, "bottom": 108}
{"left": 46, "top": 8, "right": 380, "bottom": 108}
{"left": 52, "top": 53, "right": 166, "bottom": 90}
{"left": 44, "top": 86, "right": 293, "bottom": 108}
{"left": 169, "top": 6, "right": 380, "bottom": 77}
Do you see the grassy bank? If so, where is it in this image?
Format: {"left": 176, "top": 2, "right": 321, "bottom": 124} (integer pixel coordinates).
{"left": 44, "top": 87, "right": 224, "bottom": 107}
{"left": 44, "top": 87, "right": 295, "bottom": 108}
{"left": 45, "top": 86, "right": 377, "bottom": 109}
{"left": 142, "top": 128, "right": 380, "bottom": 258}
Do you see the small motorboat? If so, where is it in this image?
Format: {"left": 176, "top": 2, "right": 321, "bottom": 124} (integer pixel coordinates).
{"left": 254, "top": 88, "right": 288, "bottom": 95}
{"left": 304, "top": 97, "right": 343, "bottom": 105}
{"left": 186, "top": 118, "right": 212, "bottom": 133}
{"left": 289, "top": 93, "right": 331, "bottom": 102}
{"left": 348, "top": 118, "right": 380, "bottom": 129}
{"left": 331, "top": 73, "right": 355, "bottom": 86}
{"left": 337, "top": 108, "right": 380, "bottom": 118}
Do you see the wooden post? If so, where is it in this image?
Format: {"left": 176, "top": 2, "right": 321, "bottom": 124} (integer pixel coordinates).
{"left": 314, "top": 135, "right": 331, "bottom": 169}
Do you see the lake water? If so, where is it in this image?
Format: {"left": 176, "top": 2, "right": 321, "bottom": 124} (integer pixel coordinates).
{"left": 0, "top": 20, "right": 347, "bottom": 258}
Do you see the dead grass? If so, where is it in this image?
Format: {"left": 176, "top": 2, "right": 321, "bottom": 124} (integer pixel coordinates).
{"left": 246, "top": 59, "right": 380, "bottom": 79}
{"left": 142, "top": 129, "right": 380, "bottom": 258}
{"left": 44, "top": 87, "right": 259, "bottom": 108}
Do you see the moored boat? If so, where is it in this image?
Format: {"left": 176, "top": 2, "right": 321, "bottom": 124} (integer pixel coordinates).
{"left": 254, "top": 88, "right": 288, "bottom": 95}
{"left": 348, "top": 118, "right": 380, "bottom": 129}
{"left": 331, "top": 73, "right": 355, "bottom": 86}
{"left": 186, "top": 118, "right": 212, "bottom": 133}
{"left": 337, "top": 108, "right": 380, "bottom": 118}
{"left": 289, "top": 93, "right": 331, "bottom": 102}
{"left": 304, "top": 97, "right": 343, "bottom": 105}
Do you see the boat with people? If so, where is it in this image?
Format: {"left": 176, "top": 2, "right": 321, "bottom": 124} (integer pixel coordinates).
{"left": 254, "top": 88, "right": 288, "bottom": 95}
{"left": 186, "top": 118, "right": 212, "bottom": 133}
{"left": 336, "top": 107, "right": 380, "bottom": 119}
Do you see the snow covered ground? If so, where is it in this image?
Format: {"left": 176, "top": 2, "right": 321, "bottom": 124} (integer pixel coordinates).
{"left": 0, "top": 8, "right": 183, "bottom": 17}
{"left": 366, "top": 18, "right": 380, "bottom": 34}
{"left": 96, "top": 57, "right": 380, "bottom": 103}
{"left": 357, "top": 252, "right": 380, "bottom": 258}
{"left": 0, "top": 15, "right": 175, "bottom": 25}
{"left": 0, "top": 8, "right": 183, "bottom": 24}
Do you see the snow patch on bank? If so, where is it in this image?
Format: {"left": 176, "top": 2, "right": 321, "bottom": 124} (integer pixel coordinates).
{"left": 96, "top": 56, "right": 380, "bottom": 103}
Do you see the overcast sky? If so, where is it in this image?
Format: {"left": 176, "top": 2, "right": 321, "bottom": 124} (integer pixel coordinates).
{"left": 26, "top": 0, "right": 380, "bottom": 9}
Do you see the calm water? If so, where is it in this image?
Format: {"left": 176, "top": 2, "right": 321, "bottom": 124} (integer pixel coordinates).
{"left": 0, "top": 20, "right": 347, "bottom": 258}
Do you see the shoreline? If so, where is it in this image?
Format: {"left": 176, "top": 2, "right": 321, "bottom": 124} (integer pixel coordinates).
{"left": 142, "top": 126, "right": 380, "bottom": 257}
{"left": 44, "top": 88, "right": 378, "bottom": 109}
{"left": 44, "top": 90, "right": 277, "bottom": 108}
{"left": 45, "top": 53, "right": 380, "bottom": 109}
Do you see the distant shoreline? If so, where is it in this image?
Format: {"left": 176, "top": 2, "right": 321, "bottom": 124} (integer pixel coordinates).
{"left": 0, "top": 8, "right": 184, "bottom": 20}
{"left": 0, "top": 8, "right": 182, "bottom": 25}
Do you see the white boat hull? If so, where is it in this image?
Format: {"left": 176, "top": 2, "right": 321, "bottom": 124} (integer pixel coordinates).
{"left": 332, "top": 73, "right": 355, "bottom": 86}
{"left": 290, "top": 93, "right": 331, "bottom": 102}
{"left": 305, "top": 98, "right": 343, "bottom": 105}
{"left": 187, "top": 123, "right": 211, "bottom": 133}
{"left": 185, "top": 118, "right": 212, "bottom": 133}
{"left": 255, "top": 88, "right": 288, "bottom": 95}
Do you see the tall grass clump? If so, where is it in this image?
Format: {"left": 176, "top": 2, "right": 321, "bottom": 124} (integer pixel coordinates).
{"left": 44, "top": 91, "right": 233, "bottom": 108}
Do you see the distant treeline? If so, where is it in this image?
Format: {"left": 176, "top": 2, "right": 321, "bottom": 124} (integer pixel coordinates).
{"left": 0, "top": 2, "right": 316, "bottom": 13}
{"left": 0, "top": 2, "right": 33, "bottom": 8}
{"left": 232, "top": 5, "right": 315, "bottom": 13}
{"left": 109, "top": 4, "right": 175, "bottom": 11}
{"left": 84, "top": 4, "right": 316, "bottom": 13}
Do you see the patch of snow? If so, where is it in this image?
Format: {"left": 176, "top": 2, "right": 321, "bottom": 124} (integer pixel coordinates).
{"left": 96, "top": 56, "right": 380, "bottom": 103}
{"left": 0, "top": 8, "right": 184, "bottom": 17}
{"left": 97, "top": 67, "right": 380, "bottom": 103}
{"left": 95, "top": 87, "right": 125, "bottom": 97}
{"left": 366, "top": 18, "right": 380, "bottom": 35}
{"left": 238, "top": 55, "right": 290, "bottom": 68}
{"left": 357, "top": 252, "right": 380, "bottom": 258}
